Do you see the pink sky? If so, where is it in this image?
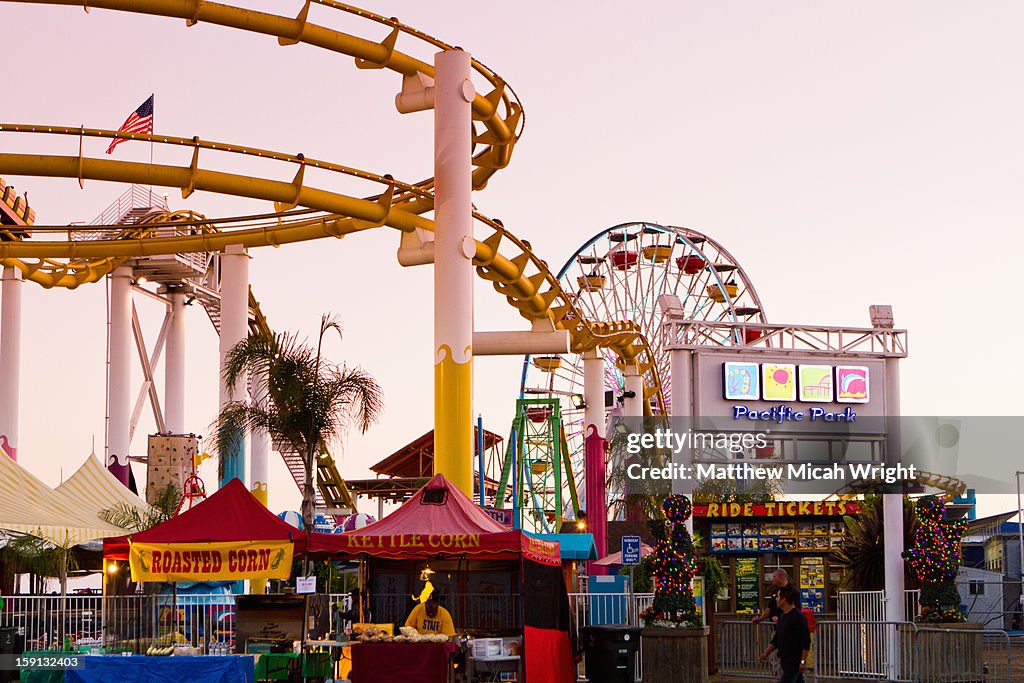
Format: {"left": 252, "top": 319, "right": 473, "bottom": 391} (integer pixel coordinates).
{"left": 2, "top": 1, "right": 1022, "bottom": 516}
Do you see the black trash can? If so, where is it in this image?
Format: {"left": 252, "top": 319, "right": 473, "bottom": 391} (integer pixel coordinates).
{"left": 0, "top": 627, "right": 17, "bottom": 683}
{"left": 580, "top": 625, "right": 642, "bottom": 683}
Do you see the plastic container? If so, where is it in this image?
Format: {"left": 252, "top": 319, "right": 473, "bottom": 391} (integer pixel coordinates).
{"left": 471, "top": 638, "right": 502, "bottom": 657}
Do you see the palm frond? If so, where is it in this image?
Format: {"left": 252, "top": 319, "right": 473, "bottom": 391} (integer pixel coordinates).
{"left": 832, "top": 494, "right": 918, "bottom": 591}
{"left": 2, "top": 535, "right": 79, "bottom": 578}
{"left": 99, "top": 483, "right": 181, "bottom": 532}
{"left": 213, "top": 314, "right": 383, "bottom": 529}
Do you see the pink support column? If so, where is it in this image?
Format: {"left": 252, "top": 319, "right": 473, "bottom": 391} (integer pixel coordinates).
{"left": 585, "top": 425, "right": 609, "bottom": 576}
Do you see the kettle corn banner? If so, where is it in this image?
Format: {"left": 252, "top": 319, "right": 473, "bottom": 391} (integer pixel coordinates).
{"left": 129, "top": 540, "right": 293, "bottom": 582}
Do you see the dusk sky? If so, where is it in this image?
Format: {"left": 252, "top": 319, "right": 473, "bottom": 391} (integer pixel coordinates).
{"left": 2, "top": 1, "right": 1022, "bottom": 517}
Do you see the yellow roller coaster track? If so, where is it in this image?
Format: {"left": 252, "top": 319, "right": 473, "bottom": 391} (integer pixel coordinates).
{"left": 1, "top": 0, "right": 667, "bottom": 510}
{"left": 828, "top": 470, "right": 967, "bottom": 502}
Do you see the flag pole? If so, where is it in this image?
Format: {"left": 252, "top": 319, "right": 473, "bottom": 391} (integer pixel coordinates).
{"left": 149, "top": 93, "right": 155, "bottom": 207}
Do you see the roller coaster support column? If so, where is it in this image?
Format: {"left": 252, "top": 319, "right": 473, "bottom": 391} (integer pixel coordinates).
{"left": 108, "top": 266, "right": 133, "bottom": 486}
{"left": 583, "top": 351, "right": 608, "bottom": 574}
{"left": 621, "top": 364, "right": 645, "bottom": 522}
{"left": 219, "top": 245, "right": 249, "bottom": 488}
{"left": 622, "top": 364, "right": 643, "bottom": 418}
{"left": 433, "top": 49, "right": 475, "bottom": 496}
{"left": 250, "top": 374, "right": 270, "bottom": 507}
{"left": 0, "top": 267, "right": 22, "bottom": 460}
{"left": 883, "top": 356, "right": 904, "bottom": 680}
{"left": 670, "top": 349, "right": 694, "bottom": 533}
{"left": 250, "top": 371, "right": 270, "bottom": 595}
{"left": 164, "top": 289, "right": 186, "bottom": 434}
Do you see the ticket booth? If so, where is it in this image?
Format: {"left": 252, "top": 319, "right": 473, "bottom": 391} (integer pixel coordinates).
{"left": 694, "top": 500, "right": 860, "bottom": 616}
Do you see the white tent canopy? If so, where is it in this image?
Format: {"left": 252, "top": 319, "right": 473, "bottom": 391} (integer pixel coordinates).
{"left": 0, "top": 453, "right": 148, "bottom": 546}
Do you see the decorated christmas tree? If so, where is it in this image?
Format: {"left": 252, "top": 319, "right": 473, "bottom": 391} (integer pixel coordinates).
{"left": 903, "top": 495, "right": 966, "bottom": 623}
{"left": 641, "top": 495, "right": 699, "bottom": 627}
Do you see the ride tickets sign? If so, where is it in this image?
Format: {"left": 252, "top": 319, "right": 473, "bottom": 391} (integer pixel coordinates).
{"left": 693, "top": 501, "right": 860, "bottom": 518}
{"left": 129, "top": 540, "right": 293, "bottom": 582}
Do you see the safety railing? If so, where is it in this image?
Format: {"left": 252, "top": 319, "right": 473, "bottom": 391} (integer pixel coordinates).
{"left": 88, "top": 184, "right": 169, "bottom": 228}
{"left": 913, "top": 627, "right": 1013, "bottom": 683}
{"left": 814, "top": 621, "right": 916, "bottom": 681}
{"left": 837, "top": 589, "right": 922, "bottom": 623}
{"left": 716, "top": 620, "right": 779, "bottom": 679}
{"left": 0, "top": 593, "right": 235, "bottom": 654}
{"left": 567, "top": 592, "right": 654, "bottom": 630}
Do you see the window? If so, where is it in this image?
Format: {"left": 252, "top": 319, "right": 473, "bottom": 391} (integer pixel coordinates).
{"left": 968, "top": 580, "right": 985, "bottom": 596}
{"left": 422, "top": 487, "right": 447, "bottom": 505}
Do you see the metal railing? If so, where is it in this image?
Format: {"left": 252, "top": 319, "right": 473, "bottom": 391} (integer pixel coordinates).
{"left": 0, "top": 593, "right": 235, "bottom": 654}
{"left": 719, "top": 618, "right": 1023, "bottom": 682}
{"left": 716, "top": 620, "right": 780, "bottom": 679}
{"left": 88, "top": 185, "right": 169, "bottom": 228}
{"left": 837, "top": 589, "right": 922, "bottom": 623}
{"left": 914, "top": 628, "right": 1013, "bottom": 683}
{"left": 814, "top": 621, "right": 916, "bottom": 681}
{"left": 568, "top": 592, "right": 653, "bottom": 630}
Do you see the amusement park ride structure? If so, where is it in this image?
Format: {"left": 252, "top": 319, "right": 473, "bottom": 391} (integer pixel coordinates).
{"left": 0, "top": 2, "right": 966, "bottom": 553}
{"left": 0, "top": 0, "right": 667, "bottom": 515}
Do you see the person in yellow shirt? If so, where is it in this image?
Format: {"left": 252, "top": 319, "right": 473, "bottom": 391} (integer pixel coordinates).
{"left": 405, "top": 595, "right": 455, "bottom": 637}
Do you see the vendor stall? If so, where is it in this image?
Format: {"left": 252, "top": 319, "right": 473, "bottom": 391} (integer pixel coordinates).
{"left": 95, "top": 480, "right": 309, "bottom": 681}
{"left": 104, "top": 479, "right": 307, "bottom": 585}
{"left": 312, "top": 474, "right": 576, "bottom": 683}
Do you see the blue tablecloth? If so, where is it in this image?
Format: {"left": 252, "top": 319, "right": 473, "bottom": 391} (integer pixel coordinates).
{"left": 65, "top": 655, "right": 254, "bottom": 683}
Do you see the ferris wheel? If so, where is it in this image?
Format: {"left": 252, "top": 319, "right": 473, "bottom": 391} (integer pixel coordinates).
{"left": 515, "top": 222, "right": 767, "bottom": 526}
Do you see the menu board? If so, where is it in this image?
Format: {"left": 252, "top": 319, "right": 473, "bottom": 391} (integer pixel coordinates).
{"left": 709, "top": 520, "right": 844, "bottom": 553}
{"left": 799, "top": 556, "right": 826, "bottom": 613}
{"left": 735, "top": 557, "right": 760, "bottom": 615}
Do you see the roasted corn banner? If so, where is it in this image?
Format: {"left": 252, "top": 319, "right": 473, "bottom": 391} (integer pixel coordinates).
{"left": 129, "top": 540, "right": 293, "bottom": 582}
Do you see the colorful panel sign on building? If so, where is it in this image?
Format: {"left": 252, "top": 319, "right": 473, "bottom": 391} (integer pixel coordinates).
{"left": 695, "top": 353, "right": 887, "bottom": 434}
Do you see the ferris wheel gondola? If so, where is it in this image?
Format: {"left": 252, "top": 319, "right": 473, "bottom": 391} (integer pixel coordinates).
{"left": 516, "top": 222, "right": 767, "bottom": 526}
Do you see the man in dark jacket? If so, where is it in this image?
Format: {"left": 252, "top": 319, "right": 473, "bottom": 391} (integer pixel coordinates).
{"left": 758, "top": 586, "right": 810, "bottom": 683}
{"left": 754, "top": 569, "right": 798, "bottom": 624}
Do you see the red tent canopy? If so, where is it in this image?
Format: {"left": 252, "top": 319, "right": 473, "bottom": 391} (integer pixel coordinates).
{"left": 314, "top": 474, "right": 572, "bottom": 682}
{"left": 103, "top": 478, "right": 308, "bottom": 560}
{"left": 309, "top": 474, "right": 559, "bottom": 565}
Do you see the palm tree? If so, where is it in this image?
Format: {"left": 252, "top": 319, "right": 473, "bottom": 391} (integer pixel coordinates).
{"left": 99, "top": 482, "right": 182, "bottom": 532}
{"left": 832, "top": 493, "right": 918, "bottom": 591}
{"left": 214, "top": 314, "right": 383, "bottom": 531}
{"left": 0, "top": 534, "right": 79, "bottom": 595}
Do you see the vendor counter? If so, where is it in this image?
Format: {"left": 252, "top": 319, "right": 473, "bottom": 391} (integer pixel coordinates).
{"left": 349, "top": 641, "right": 460, "bottom": 683}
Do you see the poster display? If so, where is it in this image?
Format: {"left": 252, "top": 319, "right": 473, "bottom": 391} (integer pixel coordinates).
{"left": 799, "top": 556, "right": 826, "bottom": 613}
{"left": 692, "top": 576, "right": 706, "bottom": 625}
{"left": 709, "top": 520, "right": 844, "bottom": 554}
{"left": 735, "top": 557, "right": 760, "bottom": 615}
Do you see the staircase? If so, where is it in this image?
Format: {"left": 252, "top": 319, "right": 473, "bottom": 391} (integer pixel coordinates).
{"left": 89, "top": 183, "right": 357, "bottom": 517}
{"left": 74, "top": 185, "right": 169, "bottom": 240}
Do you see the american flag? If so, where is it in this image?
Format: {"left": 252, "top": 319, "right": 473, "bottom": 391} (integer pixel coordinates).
{"left": 105, "top": 94, "right": 154, "bottom": 154}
